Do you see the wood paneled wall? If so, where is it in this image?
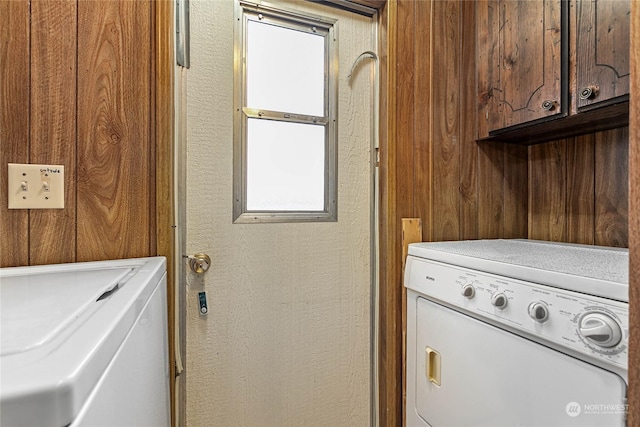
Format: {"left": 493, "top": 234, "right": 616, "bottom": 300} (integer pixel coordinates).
{"left": 529, "top": 129, "right": 629, "bottom": 247}
{"left": 380, "top": 0, "right": 630, "bottom": 424}
{"left": 1, "top": 0, "right": 156, "bottom": 267}
{"left": 392, "top": 0, "right": 532, "bottom": 244}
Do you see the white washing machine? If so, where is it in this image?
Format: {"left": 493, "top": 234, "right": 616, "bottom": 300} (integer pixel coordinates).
{"left": 405, "top": 239, "right": 628, "bottom": 426}
{"left": 1, "top": 257, "right": 170, "bottom": 427}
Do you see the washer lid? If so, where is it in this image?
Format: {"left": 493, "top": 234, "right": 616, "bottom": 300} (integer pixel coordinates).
{"left": 0, "top": 257, "right": 166, "bottom": 427}
{"left": 1, "top": 267, "right": 132, "bottom": 357}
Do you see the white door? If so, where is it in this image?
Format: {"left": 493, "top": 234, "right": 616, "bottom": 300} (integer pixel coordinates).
{"left": 183, "top": 1, "right": 376, "bottom": 425}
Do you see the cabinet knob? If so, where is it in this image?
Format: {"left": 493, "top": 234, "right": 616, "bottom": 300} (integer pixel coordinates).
{"left": 541, "top": 100, "right": 556, "bottom": 111}
{"left": 579, "top": 85, "right": 599, "bottom": 100}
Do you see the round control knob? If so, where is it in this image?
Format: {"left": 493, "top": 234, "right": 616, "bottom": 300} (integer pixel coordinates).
{"left": 579, "top": 313, "right": 622, "bottom": 348}
{"left": 461, "top": 284, "right": 475, "bottom": 299}
{"left": 491, "top": 292, "right": 508, "bottom": 309}
{"left": 528, "top": 302, "right": 549, "bottom": 323}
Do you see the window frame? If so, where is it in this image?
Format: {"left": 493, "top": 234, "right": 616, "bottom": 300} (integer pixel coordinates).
{"left": 233, "top": 1, "right": 338, "bottom": 223}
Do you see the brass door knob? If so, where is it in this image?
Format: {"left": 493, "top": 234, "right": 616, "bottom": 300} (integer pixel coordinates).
{"left": 188, "top": 253, "right": 211, "bottom": 274}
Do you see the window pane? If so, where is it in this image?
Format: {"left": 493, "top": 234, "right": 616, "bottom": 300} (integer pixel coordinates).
{"left": 246, "top": 119, "right": 325, "bottom": 211}
{"left": 247, "top": 20, "right": 325, "bottom": 116}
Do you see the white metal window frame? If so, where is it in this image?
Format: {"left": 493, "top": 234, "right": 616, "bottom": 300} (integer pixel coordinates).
{"left": 233, "top": 0, "right": 338, "bottom": 223}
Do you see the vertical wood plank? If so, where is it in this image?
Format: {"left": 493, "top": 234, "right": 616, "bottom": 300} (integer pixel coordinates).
{"left": 528, "top": 141, "right": 567, "bottom": 242}
{"left": 502, "top": 144, "right": 528, "bottom": 238}
{"left": 567, "top": 134, "right": 595, "bottom": 244}
{"left": 0, "top": 0, "right": 30, "bottom": 267}
{"left": 477, "top": 141, "right": 504, "bottom": 239}
{"left": 431, "top": 0, "right": 460, "bottom": 241}
{"left": 401, "top": 218, "right": 422, "bottom": 427}
{"left": 595, "top": 127, "right": 629, "bottom": 247}
{"left": 413, "top": 0, "right": 432, "bottom": 242}
{"left": 396, "top": 0, "right": 415, "bottom": 224}
{"left": 154, "top": 0, "right": 176, "bottom": 424}
{"left": 459, "top": 0, "right": 479, "bottom": 240}
{"left": 401, "top": 219, "right": 423, "bottom": 267}
{"left": 77, "top": 0, "right": 153, "bottom": 261}
{"left": 392, "top": 2, "right": 415, "bottom": 425}
{"left": 627, "top": 1, "right": 639, "bottom": 423}
{"left": 476, "top": 0, "right": 498, "bottom": 139}
{"left": 29, "top": 0, "right": 77, "bottom": 265}
{"left": 378, "top": 1, "right": 401, "bottom": 425}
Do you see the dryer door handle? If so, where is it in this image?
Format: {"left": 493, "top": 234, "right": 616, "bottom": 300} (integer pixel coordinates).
{"left": 426, "top": 347, "right": 441, "bottom": 387}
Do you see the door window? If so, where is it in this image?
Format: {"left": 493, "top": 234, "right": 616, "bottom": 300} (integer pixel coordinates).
{"left": 233, "top": 1, "right": 337, "bottom": 222}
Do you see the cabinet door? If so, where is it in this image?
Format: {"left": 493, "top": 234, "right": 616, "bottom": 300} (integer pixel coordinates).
{"left": 576, "top": 0, "right": 630, "bottom": 110}
{"left": 479, "top": 0, "right": 566, "bottom": 135}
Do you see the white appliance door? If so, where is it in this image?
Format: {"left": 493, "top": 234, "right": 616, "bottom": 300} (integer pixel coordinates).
{"left": 413, "top": 297, "right": 626, "bottom": 427}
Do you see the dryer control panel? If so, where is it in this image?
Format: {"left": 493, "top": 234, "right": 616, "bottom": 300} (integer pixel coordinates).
{"left": 405, "top": 255, "right": 629, "bottom": 376}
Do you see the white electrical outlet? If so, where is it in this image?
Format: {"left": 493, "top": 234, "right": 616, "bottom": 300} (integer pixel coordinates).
{"left": 8, "top": 164, "right": 65, "bottom": 209}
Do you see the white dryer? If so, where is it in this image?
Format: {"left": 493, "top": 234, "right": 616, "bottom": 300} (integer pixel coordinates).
{"left": 1, "top": 257, "right": 170, "bottom": 427}
{"left": 405, "top": 239, "right": 628, "bottom": 426}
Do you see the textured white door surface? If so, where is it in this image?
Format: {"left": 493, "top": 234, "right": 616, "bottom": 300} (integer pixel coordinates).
{"left": 184, "top": 1, "right": 375, "bottom": 425}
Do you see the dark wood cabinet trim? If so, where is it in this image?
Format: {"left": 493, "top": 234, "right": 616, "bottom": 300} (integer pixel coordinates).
{"left": 480, "top": 101, "right": 629, "bottom": 145}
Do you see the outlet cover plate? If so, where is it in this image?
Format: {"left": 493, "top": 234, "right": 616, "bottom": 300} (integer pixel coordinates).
{"left": 8, "top": 163, "right": 65, "bottom": 209}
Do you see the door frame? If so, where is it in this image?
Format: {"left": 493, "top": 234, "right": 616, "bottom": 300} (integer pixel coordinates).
{"left": 153, "top": 0, "right": 178, "bottom": 425}
{"left": 152, "top": 1, "right": 405, "bottom": 426}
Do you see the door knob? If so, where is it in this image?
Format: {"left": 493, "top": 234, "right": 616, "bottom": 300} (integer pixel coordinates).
{"left": 188, "top": 253, "right": 211, "bottom": 274}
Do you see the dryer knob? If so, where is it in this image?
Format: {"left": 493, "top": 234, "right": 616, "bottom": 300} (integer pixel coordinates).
{"left": 461, "top": 284, "right": 475, "bottom": 299}
{"left": 579, "top": 313, "right": 622, "bottom": 348}
{"left": 491, "top": 292, "right": 508, "bottom": 310}
{"left": 528, "top": 302, "right": 549, "bottom": 323}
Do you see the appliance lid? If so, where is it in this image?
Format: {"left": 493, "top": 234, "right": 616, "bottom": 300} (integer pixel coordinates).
{"left": 407, "top": 239, "right": 628, "bottom": 302}
{"left": 1, "top": 267, "right": 133, "bottom": 357}
{"left": 0, "top": 257, "right": 166, "bottom": 427}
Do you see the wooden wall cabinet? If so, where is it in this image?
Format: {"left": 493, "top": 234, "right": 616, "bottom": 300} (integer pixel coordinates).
{"left": 478, "top": 0, "right": 566, "bottom": 136}
{"left": 478, "top": 0, "right": 630, "bottom": 144}
{"left": 576, "top": 0, "right": 630, "bottom": 111}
